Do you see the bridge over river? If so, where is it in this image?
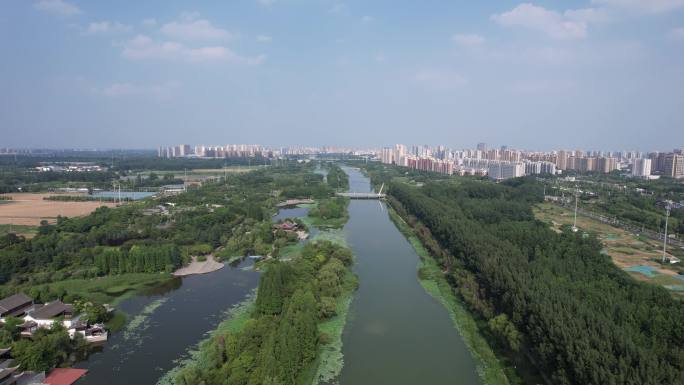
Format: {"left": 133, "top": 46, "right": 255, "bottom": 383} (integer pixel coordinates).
{"left": 336, "top": 183, "right": 386, "bottom": 199}
{"left": 336, "top": 192, "right": 386, "bottom": 199}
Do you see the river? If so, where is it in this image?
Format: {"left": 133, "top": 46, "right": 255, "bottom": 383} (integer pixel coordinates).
{"left": 336, "top": 167, "right": 481, "bottom": 385}
{"left": 74, "top": 166, "right": 480, "bottom": 385}
{"left": 75, "top": 261, "right": 259, "bottom": 385}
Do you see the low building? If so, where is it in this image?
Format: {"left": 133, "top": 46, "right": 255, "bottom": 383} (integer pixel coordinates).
{"left": 0, "top": 295, "right": 107, "bottom": 344}
{"left": 0, "top": 294, "right": 33, "bottom": 320}
{"left": 24, "top": 301, "right": 77, "bottom": 329}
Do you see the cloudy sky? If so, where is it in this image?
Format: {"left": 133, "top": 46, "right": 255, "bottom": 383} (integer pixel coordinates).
{"left": 1, "top": 0, "right": 683, "bottom": 151}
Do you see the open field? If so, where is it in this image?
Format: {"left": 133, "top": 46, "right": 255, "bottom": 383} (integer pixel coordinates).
{"left": 0, "top": 193, "right": 115, "bottom": 225}
{"left": 0, "top": 223, "right": 39, "bottom": 238}
{"left": 534, "top": 203, "right": 684, "bottom": 293}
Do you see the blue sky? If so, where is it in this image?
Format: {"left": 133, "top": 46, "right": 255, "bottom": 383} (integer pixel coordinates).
{"left": 1, "top": 0, "right": 683, "bottom": 151}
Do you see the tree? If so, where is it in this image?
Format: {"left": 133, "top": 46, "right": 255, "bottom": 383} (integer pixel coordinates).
{"left": 488, "top": 314, "right": 521, "bottom": 352}
{"left": 256, "top": 263, "right": 286, "bottom": 315}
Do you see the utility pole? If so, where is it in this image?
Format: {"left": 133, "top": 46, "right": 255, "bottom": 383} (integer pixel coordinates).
{"left": 572, "top": 184, "right": 579, "bottom": 232}
{"left": 662, "top": 201, "right": 672, "bottom": 264}
{"left": 184, "top": 168, "right": 188, "bottom": 192}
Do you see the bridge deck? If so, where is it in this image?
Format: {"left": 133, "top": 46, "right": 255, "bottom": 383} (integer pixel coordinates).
{"left": 336, "top": 192, "right": 386, "bottom": 199}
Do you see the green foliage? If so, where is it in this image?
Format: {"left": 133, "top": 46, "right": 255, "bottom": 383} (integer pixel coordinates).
{"left": 10, "top": 323, "right": 76, "bottom": 372}
{"left": 0, "top": 163, "right": 332, "bottom": 288}
{"left": 174, "top": 241, "right": 355, "bottom": 385}
{"left": 73, "top": 301, "right": 111, "bottom": 324}
{"left": 388, "top": 176, "right": 684, "bottom": 385}
{"left": 487, "top": 314, "right": 521, "bottom": 352}
{"left": 308, "top": 198, "right": 349, "bottom": 228}
{"left": 324, "top": 164, "right": 349, "bottom": 190}
{"left": 0, "top": 316, "right": 22, "bottom": 345}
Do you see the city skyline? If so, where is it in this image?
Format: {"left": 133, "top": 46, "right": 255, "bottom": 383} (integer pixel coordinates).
{"left": 1, "top": 0, "right": 683, "bottom": 150}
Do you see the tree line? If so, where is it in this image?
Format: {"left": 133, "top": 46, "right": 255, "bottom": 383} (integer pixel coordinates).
{"left": 175, "top": 241, "right": 356, "bottom": 385}
{"left": 388, "top": 177, "right": 684, "bottom": 385}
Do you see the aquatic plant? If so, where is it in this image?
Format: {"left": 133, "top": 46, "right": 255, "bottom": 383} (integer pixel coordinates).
{"left": 310, "top": 272, "right": 356, "bottom": 385}
{"left": 123, "top": 298, "right": 168, "bottom": 344}
{"left": 155, "top": 292, "right": 257, "bottom": 385}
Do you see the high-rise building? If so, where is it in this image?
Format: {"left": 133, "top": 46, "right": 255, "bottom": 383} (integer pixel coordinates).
{"left": 393, "top": 144, "right": 407, "bottom": 166}
{"left": 488, "top": 161, "right": 525, "bottom": 180}
{"left": 664, "top": 153, "right": 684, "bottom": 179}
{"left": 476, "top": 142, "right": 487, "bottom": 152}
{"left": 381, "top": 147, "right": 394, "bottom": 164}
{"left": 597, "top": 157, "right": 618, "bottom": 173}
{"left": 631, "top": 158, "right": 652, "bottom": 178}
{"left": 556, "top": 150, "right": 568, "bottom": 170}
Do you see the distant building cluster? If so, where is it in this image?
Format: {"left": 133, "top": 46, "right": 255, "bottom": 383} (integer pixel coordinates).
{"left": 34, "top": 162, "right": 106, "bottom": 173}
{"left": 648, "top": 150, "right": 684, "bottom": 179}
{"left": 378, "top": 143, "right": 684, "bottom": 180}
{"left": 158, "top": 144, "right": 272, "bottom": 158}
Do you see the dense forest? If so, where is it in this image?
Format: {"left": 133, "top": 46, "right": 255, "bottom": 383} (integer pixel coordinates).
{"left": 323, "top": 163, "right": 350, "bottom": 190}
{"left": 0, "top": 163, "right": 334, "bottom": 293}
{"left": 175, "top": 241, "right": 355, "bottom": 385}
{"left": 0, "top": 162, "right": 344, "bottom": 372}
{"left": 383, "top": 175, "right": 684, "bottom": 385}
{"left": 0, "top": 155, "right": 270, "bottom": 193}
{"left": 0, "top": 170, "right": 117, "bottom": 193}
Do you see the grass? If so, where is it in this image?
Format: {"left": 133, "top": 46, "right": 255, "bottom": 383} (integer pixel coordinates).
{"left": 387, "top": 207, "right": 512, "bottom": 385}
{"left": 280, "top": 241, "right": 306, "bottom": 259}
{"left": 312, "top": 228, "right": 347, "bottom": 246}
{"left": 106, "top": 311, "right": 127, "bottom": 332}
{"left": 156, "top": 292, "right": 257, "bottom": 385}
{"left": 38, "top": 273, "right": 173, "bottom": 305}
{"left": 309, "top": 271, "right": 358, "bottom": 385}
{"left": 534, "top": 202, "right": 684, "bottom": 293}
{"left": 0, "top": 224, "right": 38, "bottom": 237}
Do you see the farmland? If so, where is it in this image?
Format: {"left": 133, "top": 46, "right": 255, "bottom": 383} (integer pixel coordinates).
{"left": 0, "top": 193, "right": 115, "bottom": 225}
{"left": 534, "top": 202, "right": 684, "bottom": 293}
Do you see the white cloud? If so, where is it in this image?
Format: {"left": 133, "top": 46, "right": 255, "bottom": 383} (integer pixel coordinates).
{"left": 564, "top": 8, "right": 612, "bottom": 24}
{"left": 591, "top": 0, "right": 684, "bottom": 14}
{"left": 361, "top": 15, "right": 375, "bottom": 23}
{"left": 451, "top": 33, "right": 485, "bottom": 46}
{"left": 99, "top": 82, "right": 180, "bottom": 99}
{"left": 142, "top": 18, "right": 157, "bottom": 27}
{"left": 256, "top": 35, "right": 272, "bottom": 43}
{"left": 120, "top": 35, "right": 264, "bottom": 64}
{"left": 671, "top": 27, "right": 684, "bottom": 39}
{"left": 34, "top": 0, "right": 82, "bottom": 16}
{"left": 414, "top": 69, "right": 467, "bottom": 90}
{"left": 491, "top": 3, "right": 588, "bottom": 39}
{"left": 85, "top": 21, "right": 131, "bottom": 35}
{"left": 161, "top": 16, "right": 236, "bottom": 41}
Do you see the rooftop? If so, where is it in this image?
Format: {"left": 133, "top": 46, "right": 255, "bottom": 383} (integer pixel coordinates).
{"left": 29, "top": 301, "right": 73, "bottom": 320}
{"left": 0, "top": 293, "right": 32, "bottom": 316}
{"left": 44, "top": 368, "right": 88, "bottom": 385}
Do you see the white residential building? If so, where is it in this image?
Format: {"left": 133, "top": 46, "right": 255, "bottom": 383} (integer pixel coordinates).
{"left": 632, "top": 158, "right": 652, "bottom": 177}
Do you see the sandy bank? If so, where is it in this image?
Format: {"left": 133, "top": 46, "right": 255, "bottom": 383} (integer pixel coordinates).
{"left": 173, "top": 255, "right": 225, "bottom": 277}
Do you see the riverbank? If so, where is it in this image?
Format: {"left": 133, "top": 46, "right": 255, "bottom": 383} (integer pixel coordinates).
{"left": 307, "top": 270, "right": 358, "bottom": 385}
{"left": 156, "top": 292, "right": 257, "bottom": 385}
{"left": 173, "top": 255, "right": 224, "bottom": 277}
{"left": 386, "top": 205, "right": 511, "bottom": 385}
